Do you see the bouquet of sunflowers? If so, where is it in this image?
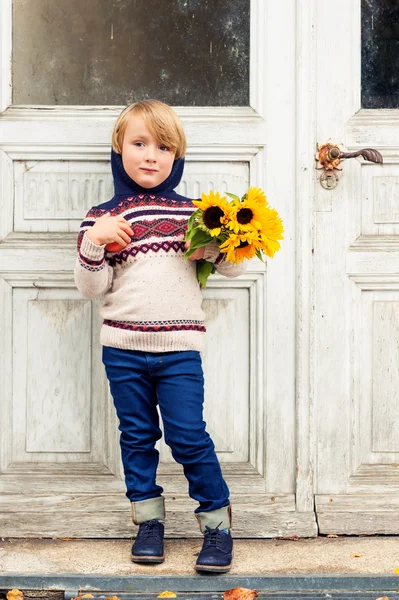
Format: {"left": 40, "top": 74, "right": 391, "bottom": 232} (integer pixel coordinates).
{"left": 184, "top": 187, "right": 284, "bottom": 288}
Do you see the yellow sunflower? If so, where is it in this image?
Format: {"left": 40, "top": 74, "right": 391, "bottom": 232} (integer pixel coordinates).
{"left": 192, "top": 191, "right": 231, "bottom": 237}
{"left": 258, "top": 209, "right": 285, "bottom": 257}
{"left": 245, "top": 186, "right": 268, "bottom": 206}
{"left": 227, "top": 195, "right": 266, "bottom": 234}
{"left": 219, "top": 231, "right": 263, "bottom": 264}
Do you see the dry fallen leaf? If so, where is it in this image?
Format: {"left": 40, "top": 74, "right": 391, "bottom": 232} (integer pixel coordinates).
{"left": 224, "top": 587, "right": 259, "bottom": 600}
{"left": 375, "top": 596, "right": 390, "bottom": 600}
{"left": 326, "top": 534, "right": 339, "bottom": 538}
{"left": 157, "top": 593, "right": 177, "bottom": 599}
{"left": 351, "top": 553, "right": 363, "bottom": 558}
{"left": 105, "top": 597, "right": 120, "bottom": 600}
{"left": 7, "top": 590, "right": 24, "bottom": 600}
{"left": 81, "top": 596, "right": 94, "bottom": 599}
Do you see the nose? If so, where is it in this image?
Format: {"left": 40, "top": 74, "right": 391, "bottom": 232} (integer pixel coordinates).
{"left": 145, "top": 145, "right": 156, "bottom": 162}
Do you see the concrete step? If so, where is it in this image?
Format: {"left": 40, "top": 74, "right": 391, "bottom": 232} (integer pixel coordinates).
{"left": 1, "top": 538, "right": 399, "bottom": 576}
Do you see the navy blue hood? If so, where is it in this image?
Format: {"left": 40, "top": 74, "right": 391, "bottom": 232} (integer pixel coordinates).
{"left": 110, "top": 149, "right": 190, "bottom": 202}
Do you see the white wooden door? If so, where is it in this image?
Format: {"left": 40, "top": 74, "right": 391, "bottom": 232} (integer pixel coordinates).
{"left": 0, "top": 0, "right": 314, "bottom": 538}
{"left": 297, "top": 0, "right": 399, "bottom": 533}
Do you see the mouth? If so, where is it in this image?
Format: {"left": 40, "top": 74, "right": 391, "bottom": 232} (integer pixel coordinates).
{"left": 140, "top": 168, "right": 158, "bottom": 173}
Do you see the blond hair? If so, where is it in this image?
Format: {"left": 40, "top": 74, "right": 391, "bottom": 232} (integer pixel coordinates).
{"left": 112, "top": 100, "right": 187, "bottom": 159}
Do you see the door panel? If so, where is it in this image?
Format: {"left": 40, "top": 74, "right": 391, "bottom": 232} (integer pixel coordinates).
{"left": 0, "top": 0, "right": 304, "bottom": 537}
{"left": 311, "top": 0, "right": 399, "bottom": 533}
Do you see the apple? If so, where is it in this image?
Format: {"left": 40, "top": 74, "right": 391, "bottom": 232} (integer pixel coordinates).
{"left": 105, "top": 242, "right": 126, "bottom": 252}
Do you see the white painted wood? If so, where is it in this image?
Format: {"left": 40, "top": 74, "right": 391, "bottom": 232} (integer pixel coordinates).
{"left": 0, "top": 150, "right": 13, "bottom": 241}
{"left": 264, "top": 0, "right": 298, "bottom": 499}
{"left": 0, "top": 463, "right": 265, "bottom": 495}
{"left": 0, "top": 0, "right": 304, "bottom": 538}
{"left": 24, "top": 300, "right": 91, "bottom": 453}
{"left": 295, "top": 0, "right": 317, "bottom": 513}
{"left": 157, "top": 287, "right": 250, "bottom": 464}
{"left": 372, "top": 301, "right": 399, "bottom": 452}
{"left": 312, "top": 0, "right": 363, "bottom": 501}
{"left": 14, "top": 160, "right": 114, "bottom": 231}
{"left": 311, "top": 0, "right": 399, "bottom": 530}
{"left": 0, "top": 275, "right": 12, "bottom": 472}
{"left": 13, "top": 159, "right": 249, "bottom": 233}
{"left": 0, "top": 0, "right": 12, "bottom": 113}
{"left": 177, "top": 161, "right": 248, "bottom": 200}
{"left": 357, "top": 163, "right": 399, "bottom": 235}
{"left": 350, "top": 290, "right": 399, "bottom": 472}
{"left": 10, "top": 285, "right": 107, "bottom": 464}
{"left": 0, "top": 492, "right": 293, "bottom": 513}
{"left": 0, "top": 493, "right": 315, "bottom": 539}
{"left": 317, "top": 495, "right": 399, "bottom": 535}
{"left": 203, "top": 288, "right": 249, "bottom": 460}
{"left": 346, "top": 110, "right": 399, "bottom": 149}
{"left": 347, "top": 463, "right": 399, "bottom": 491}
{"left": 0, "top": 113, "right": 266, "bottom": 151}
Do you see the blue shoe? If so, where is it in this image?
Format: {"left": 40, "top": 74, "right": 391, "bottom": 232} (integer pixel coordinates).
{"left": 195, "top": 522, "right": 233, "bottom": 573}
{"left": 131, "top": 519, "right": 164, "bottom": 563}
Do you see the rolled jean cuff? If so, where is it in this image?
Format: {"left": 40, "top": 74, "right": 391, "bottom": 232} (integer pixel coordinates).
{"left": 195, "top": 504, "right": 232, "bottom": 533}
{"left": 131, "top": 496, "right": 165, "bottom": 524}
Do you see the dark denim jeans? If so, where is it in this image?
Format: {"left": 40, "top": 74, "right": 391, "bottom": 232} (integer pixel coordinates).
{"left": 102, "top": 346, "right": 230, "bottom": 514}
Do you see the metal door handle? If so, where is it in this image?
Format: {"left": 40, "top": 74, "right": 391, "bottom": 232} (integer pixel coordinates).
{"left": 316, "top": 140, "right": 383, "bottom": 189}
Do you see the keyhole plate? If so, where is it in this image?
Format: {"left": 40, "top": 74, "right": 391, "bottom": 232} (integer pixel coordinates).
{"left": 320, "top": 171, "right": 339, "bottom": 190}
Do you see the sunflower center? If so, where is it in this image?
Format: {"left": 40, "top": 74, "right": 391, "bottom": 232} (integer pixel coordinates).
{"left": 238, "top": 241, "right": 249, "bottom": 248}
{"left": 203, "top": 206, "right": 224, "bottom": 230}
{"left": 237, "top": 208, "right": 253, "bottom": 224}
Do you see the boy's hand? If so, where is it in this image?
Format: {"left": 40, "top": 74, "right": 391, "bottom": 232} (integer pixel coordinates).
{"left": 86, "top": 212, "right": 134, "bottom": 247}
{"left": 185, "top": 240, "right": 205, "bottom": 261}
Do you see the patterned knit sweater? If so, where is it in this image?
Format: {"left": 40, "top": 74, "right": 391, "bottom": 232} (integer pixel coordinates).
{"left": 74, "top": 150, "right": 245, "bottom": 353}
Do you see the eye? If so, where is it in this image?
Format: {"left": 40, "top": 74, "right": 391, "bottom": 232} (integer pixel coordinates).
{"left": 134, "top": 141, "right": 144, "bottom": 147}
{"left": 159, "top": 145, "right": 170, "bottom": 152}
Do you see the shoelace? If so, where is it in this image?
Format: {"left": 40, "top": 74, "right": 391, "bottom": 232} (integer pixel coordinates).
{"left": 203, "top": 521, "right": 224, "bottom": 548}
{"left": 139, "top": 519, "right": 161, "bottom": 540}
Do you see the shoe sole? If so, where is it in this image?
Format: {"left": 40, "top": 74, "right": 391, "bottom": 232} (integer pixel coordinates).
{"left": 131, "top": 555, "right": 165, "bottom": 563}
{"left": 194, "top": 562, "right": 232, "bottom": 573}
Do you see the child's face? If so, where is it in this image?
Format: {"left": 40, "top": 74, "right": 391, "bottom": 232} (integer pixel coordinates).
{"left": 121, "top": 115, "right": 176, "bottom": 188}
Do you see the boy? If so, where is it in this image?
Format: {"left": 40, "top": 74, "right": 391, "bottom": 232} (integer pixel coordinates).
{"left": 74, "top": 100, "right": 245, "bottom": 572}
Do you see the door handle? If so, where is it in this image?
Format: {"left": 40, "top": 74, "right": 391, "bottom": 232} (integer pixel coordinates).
{"left": 316, "top": 140, "right": 383, "bottom": 189}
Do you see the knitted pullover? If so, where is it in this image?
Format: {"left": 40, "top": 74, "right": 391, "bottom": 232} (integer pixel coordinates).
{"left": 74, "top": 150, "right": 245, "bottom": 353}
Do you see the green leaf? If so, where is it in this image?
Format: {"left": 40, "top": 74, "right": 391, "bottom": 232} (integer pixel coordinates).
{"left": 185, "top": 210, "right": 200, "bottom": 241}
{"left": 255, "top": 249, "right": 265, "bottom": 262}
{"left": 184, "top": 247, "right": 196, "bottom": 260}
{"left": 197, "top": 260, "right": 216, "bottom": 289}
{"left": 187, "top": 209, "right": 199, "bottom": 230}
{"left": 184, "top": 229, "right": 214, "bottom": 260}
{"left": 188, "top": 228, "right": 214, "bottom": 250}
{"left": 226, "top": 192, "right": 240, "bottom": 202}
{"left": 184, "top": 227, "right": 196, "bottom": 241}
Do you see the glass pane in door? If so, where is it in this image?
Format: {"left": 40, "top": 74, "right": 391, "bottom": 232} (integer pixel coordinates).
{"left": 362, "top": 0, "right": 399, "bottom": 108}
{"left": 12, "top": 0, "right": 250, "bottom": 106}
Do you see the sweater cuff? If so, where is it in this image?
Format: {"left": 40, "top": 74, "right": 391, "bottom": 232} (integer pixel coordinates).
{"left": 203, "top": 241, "right": 222, "bottom": 264}
{"left": 79, "top": 232, "right": 106, "bottom": 262}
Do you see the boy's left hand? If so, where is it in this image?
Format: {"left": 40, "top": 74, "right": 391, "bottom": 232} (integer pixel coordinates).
{"left": 185, "top": 240, "right": 205, "bottom": 261}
